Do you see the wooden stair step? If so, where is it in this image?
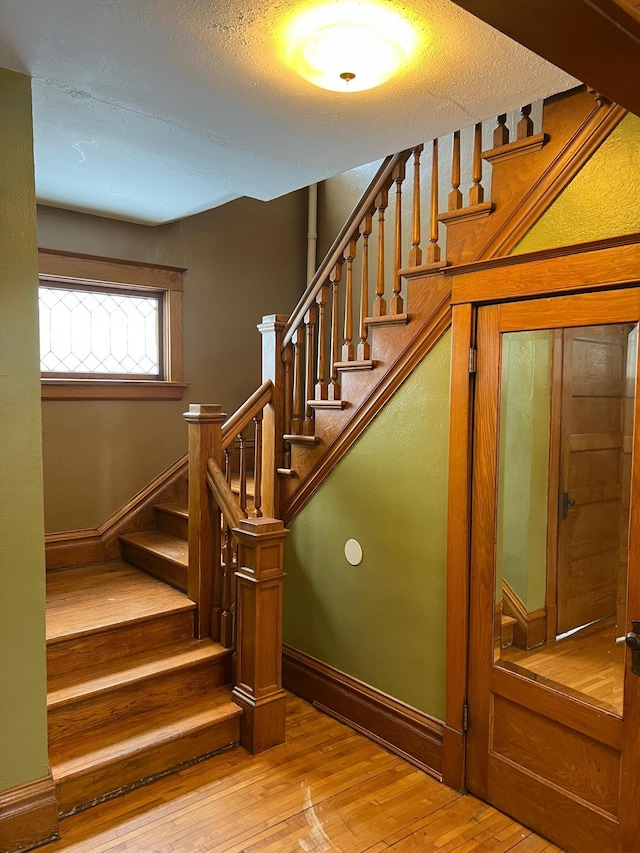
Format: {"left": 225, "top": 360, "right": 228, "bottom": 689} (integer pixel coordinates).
{"left": 46, "top": 562, "right": 195, "bottom": 676}
{"left": 501, "top": 614, "right": 517, "bottom": 649}
{"left": 154, "top": 500, "right": 188, "bottom": 540}
{"left": 48, "top": 638, "right": 232, "bottom": 743}
{"left": 50, "top": 687, "right": 241, "bottom": 816}
{"left": 120, "top": 530, "right": 188, "bottom": 590}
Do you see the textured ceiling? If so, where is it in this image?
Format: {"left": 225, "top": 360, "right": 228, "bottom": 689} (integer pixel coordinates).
{"left": 0, "top": 0, "right": 577, "bottom": 224}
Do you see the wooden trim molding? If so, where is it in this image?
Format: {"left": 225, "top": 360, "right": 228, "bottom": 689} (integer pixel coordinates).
{"left": 449, "top": 232, "right": 640, "bottom": 305}
{"left": 502, "top": 580, "right": 547, "bottom": 650}
{"left": 482, "top": 133, "right": 547, "bottom": 165}
{"left": 0, "top": 774, "right": 59, "bottom": 853}
{"left": 38, "top": 248, "right": 185, "bottom": 290}
{"left": 45, "top": 453, "right": 188, "bottom": 569}
{"left": 283, "top": 645, "right": 443, "bottom": 779}
{"left": 41, "top": 380, "right": 188, "bottom": 401}
{"left": 473, "top": 98, "right": 626, "bottom": 261}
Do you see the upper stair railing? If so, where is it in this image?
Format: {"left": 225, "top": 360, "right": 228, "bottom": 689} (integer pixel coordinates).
{"left": 277, "top": 105, "right": 545, "bottom": 450}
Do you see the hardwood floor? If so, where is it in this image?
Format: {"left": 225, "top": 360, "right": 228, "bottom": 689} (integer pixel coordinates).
{"left": 500, "top": 618, "right": 624, "bottom": 715}
{"left": 45, "top": 695, "right": 562, "bottom": 853}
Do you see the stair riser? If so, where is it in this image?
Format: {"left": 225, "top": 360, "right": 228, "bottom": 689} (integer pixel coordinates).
{"left": 121, "top": 541, "right": 188, "bottom": 591}
{"left": 155, "top": 508, "right": 188, "bottom": 540}
{"left": 47, "top": 610, "right": 195, "bottom": 679}
{"left": 49, "top": 657, "right": 232, "bottom": 743}
{"left": 55, "top": 716, "right": 240, "bottom": 816}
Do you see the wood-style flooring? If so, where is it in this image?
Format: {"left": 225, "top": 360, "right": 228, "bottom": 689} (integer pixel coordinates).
{"left": 45, "top": 695, "right": 562, "bottom": 853}
{"left": 500, "top": 618, "right": 624, "bottom": 715}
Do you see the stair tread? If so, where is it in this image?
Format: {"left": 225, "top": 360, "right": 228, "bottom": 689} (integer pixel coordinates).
{"left": 47, "top": 561, "right": 194, "bottom": 644}
{"left": 120, "top": 530, "right": 189, "bottom": 565}
{"left": 49, "top": 687, "right": 240, "bottom": 779}
{"left": 155, "top": 500, "right": 188, "bottom": 519}
{"left": 48, "top": 638, "right": 229, "bottom": 707}
{"left": 501, "top": 614, "right": 517, "bottom": 626}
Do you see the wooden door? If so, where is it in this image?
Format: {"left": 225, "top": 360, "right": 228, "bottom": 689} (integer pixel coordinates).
{"left": 555, "top": 326, "right": 629, "bottom": 636}
{"left": 467, "top": 288, "right": 640, "bottom": 853}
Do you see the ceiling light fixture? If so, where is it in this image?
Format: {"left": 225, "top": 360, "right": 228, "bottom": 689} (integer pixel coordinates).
{"left": 285, "top": 3, "right": 417, "bottom": 93}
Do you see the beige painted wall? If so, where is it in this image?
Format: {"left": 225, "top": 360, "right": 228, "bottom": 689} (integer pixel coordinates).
{"left": 38, "top": 193, "right": 307, "bottom": 532}
{"left": 0, "top": 69, "right": 49, "bottom": 792}
{"left": 284, "top": 331, "right": 451, "bottom": 719}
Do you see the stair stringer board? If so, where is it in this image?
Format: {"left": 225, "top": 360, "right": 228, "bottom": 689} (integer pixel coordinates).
{"left": 281, "top": 273, "right": 452, "bottom": 524}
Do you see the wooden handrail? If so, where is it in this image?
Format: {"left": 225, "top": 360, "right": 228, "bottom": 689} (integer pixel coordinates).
{"left": 282, "top": 150, "right": 412, "bottom": 348}
{"left": 207, "top": 458, "right": 247, "bottom": 530}
{"left": 221, "top": 379, "right": 273, "bottom": 449}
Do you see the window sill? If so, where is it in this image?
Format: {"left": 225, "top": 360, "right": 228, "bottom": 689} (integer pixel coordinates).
{"left": 41, "top": 379, "right": 189, "bottom": 401}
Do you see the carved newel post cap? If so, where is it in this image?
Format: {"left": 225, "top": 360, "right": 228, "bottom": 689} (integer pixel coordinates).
{"left": 183, "top": 403, "right": 227, "bottom": 423}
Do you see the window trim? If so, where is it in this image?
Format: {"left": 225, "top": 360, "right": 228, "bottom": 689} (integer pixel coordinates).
{"left": 38, "top": 249, "right": 188, "bottom": 401}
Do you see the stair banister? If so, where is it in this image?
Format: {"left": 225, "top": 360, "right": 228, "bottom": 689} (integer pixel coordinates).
{"left": 282, "top": 151, "right": 411, "bottom": 349}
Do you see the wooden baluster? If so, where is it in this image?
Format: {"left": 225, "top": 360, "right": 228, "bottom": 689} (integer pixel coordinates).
{"left": 291, "top": 326, "right": 304, "bottom": 435}
{"left": 373, "top": 188, "right": 388, "bottom": 317}
{"left": 408, "top": 145, "right": 423, "bottom": 267}
{"left": 220, "top": 523, "right": 233, "bottom": 648}
{"left": 328, "top": 263, "right": 342, "bottom": 400}
{"left": 342, "top": 240, "right": 357, "bottom": 360}
{"left": 427, "top": 138, "right": 441, "bottom": 264}
{"left": 391, "top": 161, "right": 405, "bottom": 315}
{"left": 469, "top": 122, "right": 485, "bottom": 206}
{"left": 238, "top": 431, "right": 247, "bottom": 514}
{"left": 357, "top": 213, "right": 372, "bottom": 360}
{"left": 224, "top": 446, "right": 231, "bottom": 485}
{"left": 183, "top": 404, "right": 225, "bottom": 640}
{"left": 315, "top": 283, "right": 328, "bottom": 399}
{"left": 281, "top": 343, "right": 293, "bottom": 468}
{"left": 493, "top": 113, "right": 509, "bottom": 147}
{"left": 253, "top": 412, "right": 263, "bottom": 518}
{"left": 517, "top": 104, "right": 534, "bottom": 140}
{"left": 257, "top": 313, "right": 286, "bottom": 520}
{"left": 448, "top": 130, "right": 463, "bottom": 211}
{"left": 304, "top": 304, "right": 316, "bottom": 436}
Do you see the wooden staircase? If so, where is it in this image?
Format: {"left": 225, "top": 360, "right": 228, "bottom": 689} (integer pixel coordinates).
{"left": 46, "top": 561, "right": 240, "bottom": 816}
{"left": 43, "top": 87, "right": 626, "bottom": 823}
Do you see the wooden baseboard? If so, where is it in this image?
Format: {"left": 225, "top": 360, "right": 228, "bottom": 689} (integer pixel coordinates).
{"left": 503, "top": 580, "right": 547, "bottom": 650}
{"left": 0, "top": 774, "right": 59, "bottom": 853}
{"left": 45, "top": 454, "right": 188, "bottom": 570}
{"left": 283, "top": 645, "right": 443, "bottom": 780}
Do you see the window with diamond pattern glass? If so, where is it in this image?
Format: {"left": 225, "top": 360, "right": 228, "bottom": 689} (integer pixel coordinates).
{"left": 39, "top": 285, "right": 161, "bottom": 377}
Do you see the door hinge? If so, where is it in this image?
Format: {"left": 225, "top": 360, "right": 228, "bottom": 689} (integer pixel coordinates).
{"left": 468, "top": 348, "right": 477, "bottom": 374}
{"left": 462, "top": 703, "right": 469, "bottom": 733}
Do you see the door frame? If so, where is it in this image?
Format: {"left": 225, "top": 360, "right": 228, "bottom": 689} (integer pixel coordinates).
{"left": 442, "top": 231, "right": 640, "bottom": 813}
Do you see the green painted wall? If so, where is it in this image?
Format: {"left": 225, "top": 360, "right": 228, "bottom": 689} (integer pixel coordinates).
{"left": 515, "top": 113, "right": 640, "bottom": 255}
{"left": 0, "top": 69, "right": 49, "bottom": 791}
{"left": 496, "top": 332, "right": 552, "bottom": 611}
{"left": 284, "top": 331, "right": 451, "bottom": 719}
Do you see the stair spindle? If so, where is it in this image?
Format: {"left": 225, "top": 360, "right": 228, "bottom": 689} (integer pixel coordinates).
{"left": 342, "top": 241, "right": 357, "bottom": 360}
{"left": 304, "top": 304, "right": 317, "bottom": 436}
{"left": 282, "top": 343, "right": 293, "bottom": 468}
{"left": 517, "top": 104, "right": 534, "bottom": 140}
{"left": 408, "top": 145, "right": 423, "bottom": 267}
{"left": 315, "top": 284, "right": 329, "bottom": 399}
{"left": 238, "top": 431, "right": 247, "bottom": 513}
{"left": 469, "top": 122, "right": 485, "bottom": 206}
{"left": 357, "top": 213, "right": 373, "bottom": 360}
{"left": 291, "top": 326, "right": 304, "bottom": 435}
{"left": 373, "top": 188, "right": 388, "bottom": 317}
{"left": 252, "top": 412, "right": 263, "bottom": 517}
{"left": 493, "top": 114, "right": 509, "bottom": 147}
{"left": 328, "top": 263, "right": 342, "bottom": 401}
{"left": 448, "top": 130, "right": 463, "bottom": 211}
{"left": 220, "top": 524, "right": 233, "bottom": 647}
{"left": 427, "top": 138, "right": 441, "bottom": 264}
{"left": 391, "top": 162, "right": 405, "bottom": 315}
{"left": 224, "top": 447, "right": 231, "bottom": 484}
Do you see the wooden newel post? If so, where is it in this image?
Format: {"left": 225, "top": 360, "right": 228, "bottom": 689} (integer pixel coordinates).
{"left": 231, "top": 517, "right": 288, "bottom": 752}
{"left": 184, "top": 403, "right": 226, "bottom": 639}
{"left": 257, "top": 314, "right": 288, "bottom": 518}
